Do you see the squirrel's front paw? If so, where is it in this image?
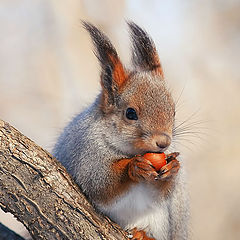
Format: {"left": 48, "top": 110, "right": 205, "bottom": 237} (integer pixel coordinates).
{"left": 128, "top": 156, "right": 158, "bottom": 182}
{"left": 128, "top": 227, "right": 155, "bottom": 240}
{"left": 159, "top": 159, "right": 180, "bottom": 180}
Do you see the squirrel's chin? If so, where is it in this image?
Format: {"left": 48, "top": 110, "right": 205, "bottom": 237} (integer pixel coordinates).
{"left": 123, "top": 149, "right": 161, "bottom": 157}
{"left": 115, "top": 144, "right": 142, "bottom": 157}
{"left": 131, "top": 146, "right": 172, "bottom": 156}
{"left": 114, "top": 141, "right": 171, "bottom": 157}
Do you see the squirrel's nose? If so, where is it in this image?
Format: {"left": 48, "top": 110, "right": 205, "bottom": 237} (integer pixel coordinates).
{"left": 155, "top": 133, "right": 171, "bottom": 150}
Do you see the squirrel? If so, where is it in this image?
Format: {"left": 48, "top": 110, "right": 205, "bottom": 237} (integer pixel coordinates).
{"left": 53, "top": 22, "right": 189, "bottom": 240}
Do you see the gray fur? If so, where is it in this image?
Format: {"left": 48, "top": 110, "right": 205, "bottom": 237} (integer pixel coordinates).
{"left": 53, "top": 97, "right": 128, "bottom": 202}
{"left": 53, "top": 22, "right": 189, "bottom": 239}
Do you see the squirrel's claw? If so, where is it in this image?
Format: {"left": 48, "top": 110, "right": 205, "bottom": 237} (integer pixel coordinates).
{"left": 165, "top": 152, "right": 180, "bottom": 163}
{"left": 128, "top": 227, "right": 155, "bottom": 240}
{"left": 128, "top": 156, "right": 158, "bottom": 182}
{"left": 159, "top": 159, "right": 180, "bottom": 180}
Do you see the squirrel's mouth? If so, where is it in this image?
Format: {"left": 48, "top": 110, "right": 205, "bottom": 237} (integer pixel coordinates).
{"left": 138, "top": 150, "right": 165, "bottom": 157}
{"left": 133, "top": 136, "right": 171, "bottom": 155}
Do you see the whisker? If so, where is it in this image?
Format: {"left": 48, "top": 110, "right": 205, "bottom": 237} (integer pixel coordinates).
{"left": 174, "top": 81, "right": 187, "bottom": 108}
{"left": 174, "top": 125, "right": 210, "bottom": 133}
{"left": 174, "top": 119, "right": 209, "bottom": 129}
{"left": 175, "top": 100, "right": 187, "bottom": 114}
{"left": 172, "top": 139, "right": 196, "bottom": 152}
{"left": 173, "top": 130, "right": 206, "bottom": 136}
{"left": 173, "top": 133, "right": 203, "bottom": 142}
{"left": 174, "top": 109, "right": 202, "bottom": 131}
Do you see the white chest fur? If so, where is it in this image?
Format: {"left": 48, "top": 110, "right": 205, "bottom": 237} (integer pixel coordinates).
{"left": 98, "top": 183, "right": 170, "bottom": 240}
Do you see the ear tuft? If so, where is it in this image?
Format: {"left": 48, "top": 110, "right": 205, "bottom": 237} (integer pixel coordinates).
{"left": 82, "top": 21, "right": 117, "bottom": 68}
{"left": 83, "top": 21, "right": 128, "bottom": 112}
{"left": 127, "top": 21, "right": 164, "bottom": 78}
{"left": 83, "top": 21, "right": 127, "bottom": 88}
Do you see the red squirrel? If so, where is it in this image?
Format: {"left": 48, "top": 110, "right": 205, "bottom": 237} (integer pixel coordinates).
{"left": 53, "top": 22, "right": 189, "bottom": 240}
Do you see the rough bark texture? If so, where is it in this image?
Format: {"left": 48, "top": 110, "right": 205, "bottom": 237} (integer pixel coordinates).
{"left": 0, "top": 119, "right": 128, "bottom": 240}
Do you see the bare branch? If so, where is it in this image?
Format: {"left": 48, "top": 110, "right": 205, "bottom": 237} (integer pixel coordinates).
{"left": 0, "top": 119, "right": 128, "bottom": 240}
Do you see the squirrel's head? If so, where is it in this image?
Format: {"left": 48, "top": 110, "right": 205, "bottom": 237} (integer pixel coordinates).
{"left": 84, "top": 22, "right": 175, "bottom": 156}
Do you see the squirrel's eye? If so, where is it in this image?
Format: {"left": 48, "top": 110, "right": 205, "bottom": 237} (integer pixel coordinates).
{"left": 126, "top": 108, "right": 138, "bottom": 120}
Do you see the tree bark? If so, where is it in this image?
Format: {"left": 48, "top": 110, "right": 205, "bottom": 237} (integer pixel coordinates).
{"left": 0, "top": 119, "right": 128, "bottom": 240}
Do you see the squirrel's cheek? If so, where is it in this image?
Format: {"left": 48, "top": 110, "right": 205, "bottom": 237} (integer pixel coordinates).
{"left": 133, "top": 139, "right": 154, "bottom": 153}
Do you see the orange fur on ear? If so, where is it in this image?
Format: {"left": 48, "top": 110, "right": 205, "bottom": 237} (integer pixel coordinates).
{"left": 108, "top": 54, "right": 128, "bottom": 88}
{"left": 100, "top": 54, "right": 127, "bottom": 113}
{"left": 83, "top": 21, "right": 128, "bottom": 95}
{"left": 152, "top": 53, "right": 164, "bottom": 79}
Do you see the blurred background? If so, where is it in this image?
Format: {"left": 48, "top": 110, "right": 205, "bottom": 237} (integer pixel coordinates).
{"left": 0, "top": 0, "right": 240, "bottom": 239}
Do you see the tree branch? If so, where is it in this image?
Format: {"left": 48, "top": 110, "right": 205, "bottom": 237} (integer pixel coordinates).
{"left": 0, "top": 119, "right": 128, "bottom": 240}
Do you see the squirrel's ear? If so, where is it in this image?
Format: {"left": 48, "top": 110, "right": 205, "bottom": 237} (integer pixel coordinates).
{"left": 128, "top": 22, "right": 164, "bottom": 79}
{"left": 83, "top": 22, "right": 127, "bottom": 111}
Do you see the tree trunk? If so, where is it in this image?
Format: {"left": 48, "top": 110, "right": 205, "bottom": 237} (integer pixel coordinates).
{"left": 0, "top": 119, "right": 128, "bottom": 240}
